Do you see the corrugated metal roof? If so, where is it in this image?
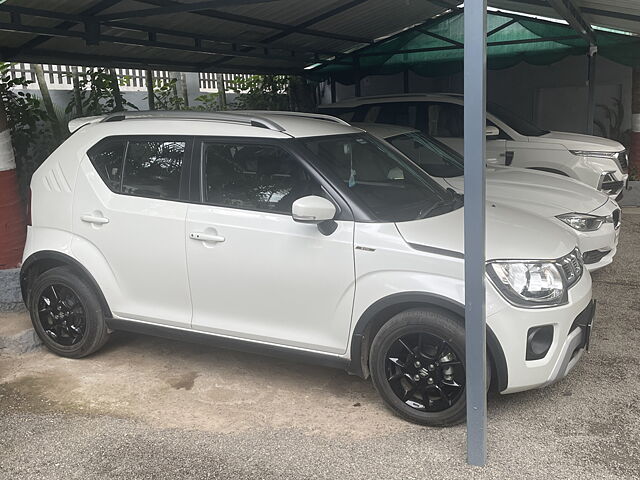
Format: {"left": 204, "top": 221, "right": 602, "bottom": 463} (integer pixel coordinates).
{"left": 489, "top": 0, "right": 640, "bottom": 35}
{"left": 0, "top": 0, "right": 636, "bottom": 73}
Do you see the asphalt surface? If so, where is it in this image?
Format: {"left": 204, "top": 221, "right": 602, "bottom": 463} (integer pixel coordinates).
{"left": 1, "top": 209, "right": 639, "bottom": 480}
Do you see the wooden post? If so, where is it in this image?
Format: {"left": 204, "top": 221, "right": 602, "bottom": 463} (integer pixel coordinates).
{"left": 108, "top": 68, "right": 124, "bottom": 111}
{"left": 33, "top": 64, "right": 63, "bottom": 139}
{"left": 216, "top": 73, "right": 227, "bottom": 110}
{"left": 71, "top": 66, "right": 83, "bottom": 117}
{"left": 146, "top": 70, "right": 155, "bottom": 110}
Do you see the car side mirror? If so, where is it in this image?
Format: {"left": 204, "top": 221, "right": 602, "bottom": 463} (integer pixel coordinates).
{"left": 292, "top": 195, "right": 336, "bottom": 224}
{"left": 485, "top": 125, "right": 500, "bottom": 137}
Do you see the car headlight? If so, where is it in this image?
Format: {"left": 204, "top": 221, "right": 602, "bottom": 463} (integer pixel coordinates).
{"left": 486, "top": 250, "right": 583, "bottom": 308}
{"left": 556, "top": 213, "right": 605, "bottom": 232}
{"left": 569, "top": 150, "right": 618, "bottom": 159}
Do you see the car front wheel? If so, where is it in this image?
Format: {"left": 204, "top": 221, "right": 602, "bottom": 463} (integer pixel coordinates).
{"left": 370, "top": 308, "right": 481, "bottom": 427}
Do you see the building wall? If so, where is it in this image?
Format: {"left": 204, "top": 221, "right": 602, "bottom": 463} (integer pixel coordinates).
{"left": 328, "top": 55, "right": 633, "bottom": 137}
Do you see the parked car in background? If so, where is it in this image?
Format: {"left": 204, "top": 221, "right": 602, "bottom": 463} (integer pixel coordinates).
{"left": 21, "top": 111, "right": 595, "bottom": 427}
{"left": 319, "top": 94, "right": 629, "bottom": 200}
{"left": 356, "top": 123, "right": 621, "bottom": 272}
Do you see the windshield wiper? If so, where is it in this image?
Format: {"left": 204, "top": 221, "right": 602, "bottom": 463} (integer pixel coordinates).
{"left": 417, "top": 188, "right": 463, "bottom": 219}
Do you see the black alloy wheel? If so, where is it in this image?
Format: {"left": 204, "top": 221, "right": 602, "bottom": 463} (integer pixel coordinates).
{"left": 37, "top": 284, "right": 86, "bottom": 346}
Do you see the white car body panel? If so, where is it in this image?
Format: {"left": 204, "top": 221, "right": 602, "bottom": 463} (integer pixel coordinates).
{"left": 321, "top": 94, "right": 629, "bottom": 197}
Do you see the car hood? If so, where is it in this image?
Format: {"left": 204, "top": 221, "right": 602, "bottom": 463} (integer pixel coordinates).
{"left": 443, "top": 167, "right": 609, "bottom": 216}
{"left": 395, "top": 203, "right": 576, "bottom": 261}
{"left": 537, "top": 131, "right": 624, "bottom": 152}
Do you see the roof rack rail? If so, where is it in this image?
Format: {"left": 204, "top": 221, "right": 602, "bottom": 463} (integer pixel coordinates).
{"left": 239, "top": 110, "right": 352, "bottom": 126}
{"left": 98, "top": 110, "right": 286, "bottom": 132}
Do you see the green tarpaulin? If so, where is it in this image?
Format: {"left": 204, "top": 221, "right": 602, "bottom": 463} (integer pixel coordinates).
{"left": 310, "top": 9, "right": 640, "bottom": 84}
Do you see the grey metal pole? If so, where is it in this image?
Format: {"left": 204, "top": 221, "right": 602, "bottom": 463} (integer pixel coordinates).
{"left": 464, "top": 0, "right": 488, "bottom": 467}
{"left": 587, "top": 45, "right": 598, "bottom": 135}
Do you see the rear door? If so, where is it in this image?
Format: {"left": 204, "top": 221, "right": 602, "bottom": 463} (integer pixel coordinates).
{"left": 72, "top": 136, "right": 193, "bottom": 328}
{"left": 185, "top": 138, "right": 356, "bottom": 354}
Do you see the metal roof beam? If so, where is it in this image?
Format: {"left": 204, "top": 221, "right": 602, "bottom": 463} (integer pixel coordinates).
{"left": 137, "top": 0, "right": 372, "bottom": 44}
{"left": 0, "top": 22, "right": 312, "bottom": 65}
{"left": 96, "top": 0, "right": 281, "bottom": 21}
{"left": 545, "top": 0, "right": 596, "bottom": 44}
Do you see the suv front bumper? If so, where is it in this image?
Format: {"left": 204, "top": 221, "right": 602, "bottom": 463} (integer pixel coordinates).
{"left": 487, "top": 271, "right": 593, "bottom": 394}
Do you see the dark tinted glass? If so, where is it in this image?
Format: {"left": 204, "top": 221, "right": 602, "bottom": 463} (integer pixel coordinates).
{"left": 88, "top": 140, "right": 126, "bottom": 192}
{"left": 388, "top": 131, "right": 464, "bottom": 178}
{"left": 203, "top": 143, "right": 323, "bottom": 214}
{"left": 122, "top": 140, "right": 185, "bottom": 200}
{"left": 302, "top": 134, "right": 456, "bottom": 222}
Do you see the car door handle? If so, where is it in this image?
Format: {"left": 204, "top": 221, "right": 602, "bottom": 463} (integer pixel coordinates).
{"left": 80, "top": 214, "right": 109, "bottom": 225}
{"left": 189, "top": 232, "right": 225, "bottom": 243}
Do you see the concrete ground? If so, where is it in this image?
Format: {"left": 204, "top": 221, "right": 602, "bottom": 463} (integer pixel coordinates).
{"left": 1, "top": 210, "right": 639, "bottom": 480}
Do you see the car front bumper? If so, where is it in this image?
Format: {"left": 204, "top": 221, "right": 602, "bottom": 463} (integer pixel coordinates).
{"left": 487, "top": 270, "right": 593, "bottom": 394}
{"left": 571, "top": 200, "right": 621, "bottom": 272}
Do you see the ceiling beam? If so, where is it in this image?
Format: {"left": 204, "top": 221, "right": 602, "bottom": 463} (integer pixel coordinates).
{"left": 546, "top": 0, "right": 596, "bottom": 44}
{"left": 137, "top": 0, "right": 372, "bottom": 44}
{"left": 0, "top": 22, "right": 312, "bottom": 66}
{"left": 96, "top": 0, "right": 280, "bottom": 21}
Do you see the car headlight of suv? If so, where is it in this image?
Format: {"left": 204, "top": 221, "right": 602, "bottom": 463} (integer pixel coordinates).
{"left": 569, "top": 150, "right": 618, "bottom": 159}
{"left": 556, "top": 213, "right": 605, "bottom": 232}
{"left": 486, "top": 249, "right": 583, "bottom": 308}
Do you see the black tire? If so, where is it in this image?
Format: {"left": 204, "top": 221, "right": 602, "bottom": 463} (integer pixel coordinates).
{"left": 369, "top": 308, "right": 488, "bottom": 427}
{"left": 28, "top": 266, "right": 110, "bottom": 358}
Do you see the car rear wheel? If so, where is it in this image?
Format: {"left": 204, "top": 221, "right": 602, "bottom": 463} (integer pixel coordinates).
{"left": 369, "top": 308, "right": 484, "bottom": 426}
{"left": 29, "top": 266, "right": 110, "bottom": 358}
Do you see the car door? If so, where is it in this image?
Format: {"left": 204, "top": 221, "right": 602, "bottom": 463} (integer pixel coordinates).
{"left": 72, "top": 136, "right": 193, "bottom": 328}
{"left": 425, "top": 102, "right": 508, "bottom": 164}
{"left": 185, "top": 138, "right": 356, "bottom": 354}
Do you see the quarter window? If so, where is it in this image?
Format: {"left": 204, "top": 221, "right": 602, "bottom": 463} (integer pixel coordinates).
{"left": 122, "top": 140, "right": 186, "bottom": 200}
{"left": 88, "top": 138, "right": 187, "bottom": 200}
{"left": 203, "top": 143, "right": 323, "bottom": 214}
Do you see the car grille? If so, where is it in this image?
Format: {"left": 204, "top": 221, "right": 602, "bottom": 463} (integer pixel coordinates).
{"left": 617, "top": 151, "right": 629, "bottom": 174}
{"left": 583, "top": 249, "right": 611, "bottom": 265}
{"left": 557, "top": 249, "right": 584, "bottom": 287}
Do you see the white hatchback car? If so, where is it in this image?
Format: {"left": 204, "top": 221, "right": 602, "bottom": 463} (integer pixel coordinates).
{"left": 319, "top": 94, "right": 629, "bottom": 199}
{"left": 21, "top": 111, "right": 595, "bottom": 426}
{"left": 356, "top": 123, "right": 621, "bottom": 272}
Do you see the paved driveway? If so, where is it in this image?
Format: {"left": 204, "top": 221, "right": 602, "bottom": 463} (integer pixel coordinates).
{"left": 1, "top": 210, "right": 639, "bottom": 480}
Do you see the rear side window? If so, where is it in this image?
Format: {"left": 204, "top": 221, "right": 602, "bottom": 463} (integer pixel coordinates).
{"left": 88, "top": 137, "right": 187, "bottom": 201}
{"left": 122, "top": 140, "right": 185, "bottom": 200}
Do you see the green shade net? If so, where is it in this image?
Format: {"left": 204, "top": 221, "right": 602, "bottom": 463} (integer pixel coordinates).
{"left": 311, "top": 10, "right": 640, "bottom": 84}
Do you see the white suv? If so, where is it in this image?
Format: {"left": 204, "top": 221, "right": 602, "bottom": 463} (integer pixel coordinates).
{"left": 319, "top": 94, "right": 629, "bottom": 199}
{"left": 21, "top": 111, "right": 595, "bottom": 426}
{"left": 356, "top": 123, "right": 621, "bottom": 272}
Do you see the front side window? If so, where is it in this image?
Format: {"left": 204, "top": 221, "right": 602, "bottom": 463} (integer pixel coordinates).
{"left": 203, "top": 143, "right": 323, "bottom": 214}
{"left": 387, "top": 131, "right": 464, "bottom": 178}
{"left": 302, "top": 133, "right": 460, "bottom": 222}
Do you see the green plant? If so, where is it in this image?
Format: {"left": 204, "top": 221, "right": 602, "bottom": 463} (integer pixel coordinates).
{"left": 151, "top": 78, "right": 186, "bottom": 110}
{"left": 0, "top": 63, "right": 57, "bottom": 196}
{"left": 594, "top": 97, "right": 631, "bottom": 148}
{"left": 65, "top": 67, "right": 137, "bottom": 117}
{"left": 193, "top": 91, "right": 225, "bottom": 111}
{"left": 228, "top": 75, "right": 290, "bottom": 110}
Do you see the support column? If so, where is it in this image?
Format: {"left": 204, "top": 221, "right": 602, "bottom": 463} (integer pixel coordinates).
{"left": 631, "top": 67, "right": 640, "bottom": 178}
{"left": 464, "top": 0, "right": 488, "bottom": 467}
{"left": 586, "top": 45, "right": 598, "bottom": 135}
{"left": 146, "top": 70, "right": 155, "bottom": 110}
{"left": 403, "top": 69, "right": 410, "bottom": 94}
{"left": 330, "top": 76, "right": 337, "bottom": 103}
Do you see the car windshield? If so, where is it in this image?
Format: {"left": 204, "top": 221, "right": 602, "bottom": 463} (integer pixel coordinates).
{"left": 487, "top": 102, "right": 549, "bottom": 137}
{"left": 301, "top": 133, "right": 462, "bottom": 222}
{"left": 386, "top": 131, "right": 464, "bottom": 178}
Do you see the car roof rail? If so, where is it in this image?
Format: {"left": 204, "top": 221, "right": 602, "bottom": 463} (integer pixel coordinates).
{"left": 68, "top": 110, "right": 286, "bottom": 133}
{"left": 239, "top": 110, "right": 352, "bottom": 126}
